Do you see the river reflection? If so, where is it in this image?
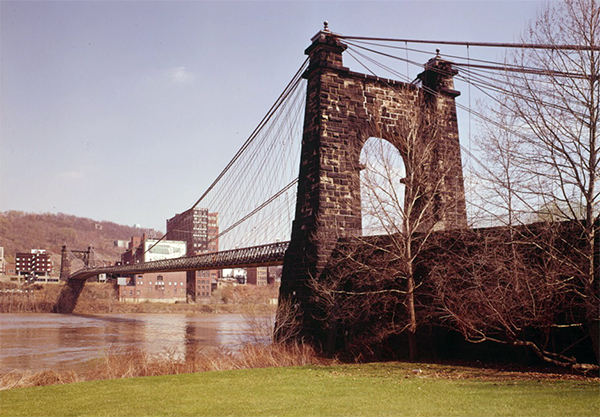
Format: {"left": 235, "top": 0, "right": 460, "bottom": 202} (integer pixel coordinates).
{"left": 0, "top": 313, "right": 268, "bottom": 373}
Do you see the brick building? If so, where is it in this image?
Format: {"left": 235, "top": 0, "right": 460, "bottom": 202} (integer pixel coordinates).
{"left": 118, "top": 272, "right": 187, "bottom": 303}
{"left": 166, "top": 208, "right": 219, "bottom": 255}
{"left": 118, "top": 236, "right": 187, "bottom": 303}
{"left": 120, "top": 236, "right": 144, "bottom": 265}
{"left": 195, "top": 273, "right": 213, "bottom": 298}
{"left": 246, "top": 267, "right": 268, "bottom": 286}
{"left": 166, "top": 208, "right": 220, "bottom": 300}
{"left": 15, "top": 250, "right": 53, "bottom": 277}
{"left": 245, "top": 266, "right": 282, "bottom": 286}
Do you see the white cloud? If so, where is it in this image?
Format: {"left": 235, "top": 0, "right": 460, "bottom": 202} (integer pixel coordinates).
{"left": 143, "top": 66, "right": 196, "bottom": 87}
{"left": 166, "top": 66, "right": 195, "bottom": 84}
{"left": 58, "top": 171, "right": 85, "bottom": 180}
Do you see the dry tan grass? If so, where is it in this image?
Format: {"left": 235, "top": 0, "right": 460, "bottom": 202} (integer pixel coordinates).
{"left": 0, "top": 283, "right": 63, "bottom": 313}
{"left": 0, "top": 343, "right": 328, "bottom": 390}
{"left": 0, "top": 369, "right": 79, "bottom": 389}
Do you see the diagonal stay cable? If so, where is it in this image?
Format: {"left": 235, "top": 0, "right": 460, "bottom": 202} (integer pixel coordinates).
{"left": 208, "top": 178, "right": 299, "bottom": 245}
{"left": 345, "top": 41, "right": 589, "bottom": 79}
{"left": 190, "top": 57, "right": 308, "bottom": 212}
{"left": 345, "top": 48, "right": 546, "bottom": 221}
{"left": 142, "top": 58, "right": 309, "bottom": 257}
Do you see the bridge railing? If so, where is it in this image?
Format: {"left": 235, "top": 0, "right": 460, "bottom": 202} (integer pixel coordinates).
{"left": 68, "top": 241, "right": 290, "bottom": 281}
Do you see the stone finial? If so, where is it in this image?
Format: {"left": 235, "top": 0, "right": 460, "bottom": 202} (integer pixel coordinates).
{"left": 307, "top": 22, "right": 347, "bottom": 62}
{"left": 419, "top": 49, "right": 460, "bottom": 97}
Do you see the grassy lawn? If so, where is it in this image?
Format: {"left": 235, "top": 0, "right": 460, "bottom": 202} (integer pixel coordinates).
{"left": 1, "top": 363, "right": 598, "bottom": 417}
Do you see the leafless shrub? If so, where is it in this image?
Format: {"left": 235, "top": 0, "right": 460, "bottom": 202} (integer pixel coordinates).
{"left": 273, "top": 298, "right": 303, "bottom": 345}
{"left": 423, "top": 225, "right": 598, "bottom": 372}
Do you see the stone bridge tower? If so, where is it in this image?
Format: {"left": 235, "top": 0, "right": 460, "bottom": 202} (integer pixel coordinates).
{"left": 278, "top": 27, "right": 467, "bottom": 343}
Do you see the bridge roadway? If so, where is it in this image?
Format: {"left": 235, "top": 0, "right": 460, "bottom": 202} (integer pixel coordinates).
{"left": 68, "top": 241, "right": 290, "bottom": 281}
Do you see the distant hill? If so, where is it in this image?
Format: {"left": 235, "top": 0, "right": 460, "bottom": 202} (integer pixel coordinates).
{"left": 0, "top": 211, "right": 162, "bottom": 268}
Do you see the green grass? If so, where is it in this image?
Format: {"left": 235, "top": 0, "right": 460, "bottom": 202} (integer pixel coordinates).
{"left": 1, "top": 363, "right": 598, "bottom": 417}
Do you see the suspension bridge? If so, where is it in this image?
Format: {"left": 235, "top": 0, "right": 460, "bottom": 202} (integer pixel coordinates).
{"left": 68, "top": 241, "right": 289, "bottom": 281}
{"left": 55, "top": 24, "right": 597, "bottom": 318}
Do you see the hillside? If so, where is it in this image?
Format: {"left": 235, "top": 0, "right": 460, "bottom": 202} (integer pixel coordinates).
{"left": 0, "top": 211, "right": 162, "bottom": 268}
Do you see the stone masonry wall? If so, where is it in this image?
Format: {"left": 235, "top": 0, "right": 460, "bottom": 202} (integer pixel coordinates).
{"left": 278, "top": 31, "right": 467, "bottom": 344}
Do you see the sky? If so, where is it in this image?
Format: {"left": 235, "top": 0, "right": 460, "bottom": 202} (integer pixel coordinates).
{"left": 1, "top": 0, "right": 545, "bottom": 232}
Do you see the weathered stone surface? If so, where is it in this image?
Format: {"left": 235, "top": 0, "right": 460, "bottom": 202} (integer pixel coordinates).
{"left": 278, "top": 30, "right": 467, "bottom": 344}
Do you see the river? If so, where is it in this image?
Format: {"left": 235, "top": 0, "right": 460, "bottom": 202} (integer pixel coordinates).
{"left": 0, "top": 313, "right": 271, "bottom": 374}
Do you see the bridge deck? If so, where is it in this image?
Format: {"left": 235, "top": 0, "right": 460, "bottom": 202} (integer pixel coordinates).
{"left": 68, "top": 241, "right": 289, "bottom": 281}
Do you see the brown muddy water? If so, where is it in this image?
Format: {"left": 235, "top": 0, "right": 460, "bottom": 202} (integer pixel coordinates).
{"left": 0, "top": 313, "right": 269, "bottom": 373}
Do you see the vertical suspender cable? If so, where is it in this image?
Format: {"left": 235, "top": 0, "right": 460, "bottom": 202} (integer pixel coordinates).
{"left": 467, "top": 44, "right": 472, "bottom": 171}
{"left": 405, "top": 41, "right": 410, "bottom": 79}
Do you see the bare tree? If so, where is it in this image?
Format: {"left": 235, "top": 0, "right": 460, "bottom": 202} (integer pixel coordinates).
{"left": 457, "top": 0, "right": 599, "bottom": 366}
{"left": 308, "top": 102, "right": 457, "bottom": 360}
{"left": 308, "top": 234, "right": 409, "bottom": 357}
{"left": 514, "top": 0, "right": 597, "bottom": 361}
{"left": 425, "top": 223, "right": 598, "bottom": 371}
{"left": 470, "top": 99, "right": 532, "bottom": 228}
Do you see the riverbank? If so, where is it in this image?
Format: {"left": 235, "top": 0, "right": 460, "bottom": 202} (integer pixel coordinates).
{"left": 2, "top": 362, "right": 598, "bottom": 417}
{"left": 0, "top": 281, "right": 279, "bottom": 314}
{"left": 0, "top": 343, "right": 323, "bottom": 390}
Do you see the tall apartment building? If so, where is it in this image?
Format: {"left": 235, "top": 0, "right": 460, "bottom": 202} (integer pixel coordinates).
{"left": 166, "top": 208, "right": 219, "bottom": 300}
{"left": 166, "top": 208, "right": 219, "bottom": 255}
{"left": 15, "top": 249, "right": 53, "bottom": 277}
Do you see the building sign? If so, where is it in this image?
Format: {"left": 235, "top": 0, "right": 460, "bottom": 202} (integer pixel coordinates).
{"left": 144, "top": 240, "right": 186, "bottom": 262}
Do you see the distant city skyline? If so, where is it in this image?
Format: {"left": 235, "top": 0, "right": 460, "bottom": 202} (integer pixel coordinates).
{"left": 1, "top": 0, "right": 544, "bottom": 231}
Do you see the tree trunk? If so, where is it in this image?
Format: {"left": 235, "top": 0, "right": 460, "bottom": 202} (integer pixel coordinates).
{"left": 407, "top": 272, "right": 418, "bottom": 360}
